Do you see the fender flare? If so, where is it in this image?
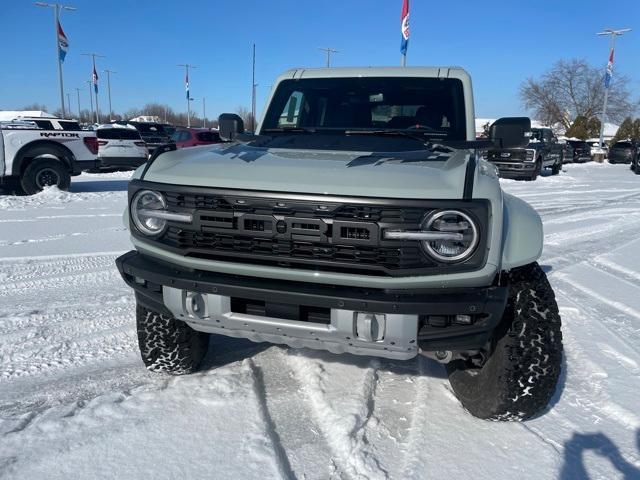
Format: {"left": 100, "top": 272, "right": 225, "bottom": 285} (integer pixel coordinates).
{"left": 11, "top": 140, "right": 75, "bottom": 176}
{"left": 501, "top": 193, "right": 543, "bottom": 270}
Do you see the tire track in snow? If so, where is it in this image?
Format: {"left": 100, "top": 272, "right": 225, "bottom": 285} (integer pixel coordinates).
{"left": 0, "top": 301, "right": 133, "bottom": 337}
{"left": 249, "top": 348, "right": 343, "bottom": 479}
{"left": 0, "top": 269, "right": 123, "bottom": 299}
{"left": 288, "top": 351, "right": 389, "bottom": 479}
{"left": 0, "top": 254, "right": 119, "bottom": 286}
{"left": 247, "top": 358, "right": 298, "bottom": 480}
{"left": 546, "top": 304, "right": 640, "bottom": 431}
{"left": 0, "top": 304, "right": 134, "bottom": 359}
{"left": 0, "top": 329, "right": 137, "bottom": 380}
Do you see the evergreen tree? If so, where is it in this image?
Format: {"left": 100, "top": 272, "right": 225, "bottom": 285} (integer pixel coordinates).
{"left": 586, "top": 117, "right": 601, "bottom": 139}
{"left": 632, "top": 119, "right": 640, "bottom": 142}
{"left": 565, "top": 116, "right": 589, "bottom": 140}
{"left": 612, "top": 117, "right": 635, "bottom": 143}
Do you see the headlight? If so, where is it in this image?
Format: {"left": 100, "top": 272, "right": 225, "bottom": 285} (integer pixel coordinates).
{"left": 131, "top": 190, "right": 167, "bottom": 236}
{"left": 421, "top": 210, "right": 479, "bottom": 263}
{"left": 525, "top": 149, "right": 536, "bottom": 161}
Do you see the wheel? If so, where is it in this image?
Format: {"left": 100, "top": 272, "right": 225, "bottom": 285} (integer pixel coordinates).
{"left": 527, "top": 159, "right": 541, "bottom": 181}
{"left": 551, "top": 157, "right": 562, "bottom": 175}
{"left": 446, "top": 263, "right": 563, "bottom": 421}
{"left": 136, "top": 304, "right": 210, "bottom": 374}
{"left": 20, "top": 159, "right": 71, "bottom": 195}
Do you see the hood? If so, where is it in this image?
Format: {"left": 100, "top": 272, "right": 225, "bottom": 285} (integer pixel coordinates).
{"left": 141, "top": 143, "right": 473, "bottom": 199}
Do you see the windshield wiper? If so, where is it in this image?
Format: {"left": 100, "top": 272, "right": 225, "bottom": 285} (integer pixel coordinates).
{"left": 345, "top": 128, "right": 448, "bottom": 143}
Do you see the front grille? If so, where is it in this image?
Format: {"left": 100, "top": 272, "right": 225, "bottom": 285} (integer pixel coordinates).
{"left": 133, "top": 184, "right": 489, "bottom": 277}
{"left": 164, "top": 227, "right": 427, "bottom": 274}
{"left": 161, "top": 192, "right": 430, "bottom": 275}
{"left": 485, "top": 150, "right": 527, "bottom": 163}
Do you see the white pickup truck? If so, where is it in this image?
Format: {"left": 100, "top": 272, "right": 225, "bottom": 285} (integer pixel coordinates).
{"left": 0, "top": 115, "right": 99, "bottom": 194}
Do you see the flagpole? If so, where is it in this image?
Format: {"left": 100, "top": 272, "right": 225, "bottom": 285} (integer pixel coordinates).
{"left": 93, "top": 57, "right": 99, "bottom": 123}
{"left": 86, "top": 80, "right": 94, "bottom": 123}
{"left": 104, "top": 69, "right": 116, "bottom": 121}
{"left": 75, "top": 87, "right": 82, "bottom": 121}
{"left": 400, "top": 0, "right": 409, "bottom": 67}
{"left": 35, "top": 2, "right": 76, "bottom": 118}
{"left": 54, "top": 5, "right": 66, "bottom": 117}
{"left": 596, "top": 28, "right": 631, "bottom": 148}
{"left": 178, "top": 64, "right": 197, "bottom": 128}
{"left": 82, "top": 52, "right": 105, "bottom": 124}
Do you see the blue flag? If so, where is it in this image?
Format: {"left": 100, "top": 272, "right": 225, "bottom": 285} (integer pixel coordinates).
{"left": 57, "top": 20, "right": 69, "bottom": 62}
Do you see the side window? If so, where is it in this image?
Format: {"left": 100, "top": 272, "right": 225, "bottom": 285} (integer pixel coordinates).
{"left": 33, "top": 120, "right": 54, "bottom": 130}
{"left": 278, "top": 91, "right": 305, "bottom": 127}
{"left": 59, "top": 121, "right": 80, "bottom": 131}
{"left": 197, "top": 132, "right": 219, "bottom": 142}
{"left": 180, "top": 131, "right": 191, "bottom": 142}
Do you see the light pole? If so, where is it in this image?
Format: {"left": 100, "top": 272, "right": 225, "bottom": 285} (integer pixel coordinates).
{"left": 178, "top": 64, "right": 197, "bottom": 127}
{"left": 251, "top": 43, "right": 257, "bottom": 132}
{"left": 104, "top": 69, "right": 116, "bottom": 121}
{"left": 74, "top": 87, "right": 82, "bottom": 122}
{"left": 596, "top": 28, "right": 631, "bottom": 148}
{"left": 82, "top": 52, "right": 105, "bottom": 123}
{"left": 318, "top": 47, "right": 338, "bottom": 68}
{"left": 35, "top": 2, "right": 76, "bottom": 118}
{"left": 66, "top": 92, "right": 71, "bottom": 118}
{"left": 202, "top": 98, "right": 206, "bottom": 128}
{"left": 85, "top": 80, "right": 94, "bottom": 124}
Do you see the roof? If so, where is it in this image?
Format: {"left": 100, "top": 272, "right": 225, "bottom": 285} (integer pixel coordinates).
{"left": 276, "top": 66, "right": 469, "bottom": 81}
{"left": 98, "top": 123, "right": 137, "bottom": 130}
{"left": 0, "top": 110, "right": 57, "bottom": 121}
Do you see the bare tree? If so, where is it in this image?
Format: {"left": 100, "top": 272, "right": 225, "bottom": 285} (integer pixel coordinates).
{"left": 520, "top": 59, "right": 638, "bottom": 130}
{"left": 22, "top": 103, "right": 49, "bottom": 112}
{"left": 236, "top": 106, "right": 256, "bottom": 131}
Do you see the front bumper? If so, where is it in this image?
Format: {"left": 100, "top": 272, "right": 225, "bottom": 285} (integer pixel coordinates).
{"left": 117, "top": 251, "right": 508, "bottom": 360}
{"left": 491, "top": 162, "right": 536, "bottom": 179}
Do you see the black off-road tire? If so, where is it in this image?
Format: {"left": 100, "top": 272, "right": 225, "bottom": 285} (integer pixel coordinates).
{"left": 446, "top": 263, "right": 563, "bottom": 421}
{"left": 136, "top": 304, "right": 210, "bottom": 374}
{"left": 20, "top": 159, "right": 71, "bottom": 195}
{"left": 528, "top": 160, "right": 541, "bottom": 181}
{"left": 551, "top": 157, "right": 562, "bottom": 175}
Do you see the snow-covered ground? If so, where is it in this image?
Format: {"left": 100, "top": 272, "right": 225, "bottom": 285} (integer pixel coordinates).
{"left": 1, "top": 164, "right": 640, "bottom": 479}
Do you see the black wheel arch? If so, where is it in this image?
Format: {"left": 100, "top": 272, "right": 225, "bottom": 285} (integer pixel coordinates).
{"left": 11, "top": 140, "right": 76, "bottom": 176}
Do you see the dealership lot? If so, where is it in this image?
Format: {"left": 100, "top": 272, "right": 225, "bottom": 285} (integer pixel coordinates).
{"left": 1, "top": 163, "right": 639, "bottom": 479}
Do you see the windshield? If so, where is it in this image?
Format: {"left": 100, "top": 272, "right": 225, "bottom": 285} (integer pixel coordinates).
{"left": 134, "top": 123, "right": 165, "bottom": 134}
{"left": 529, "top": 129, "right": 543, "bottom": 141}
{"left": 614, "top": 142, "right": 632, "bottom": 148}
{"left": 261, "top": 77, "right": 467, "bottom": 144}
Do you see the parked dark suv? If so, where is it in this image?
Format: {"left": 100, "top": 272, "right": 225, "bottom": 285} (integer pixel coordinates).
{"left": 564, "top": 140, "right": 592, "bottom": 163}
{"left": 608, "top": 141, "right": 638, "bottom": 165}
{"left": 126, "top": 122, "right": 174, "bottom": 154}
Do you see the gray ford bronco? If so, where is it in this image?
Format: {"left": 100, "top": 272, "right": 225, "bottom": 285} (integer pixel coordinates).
{"left": 116, "top": 67, "right": 563, "bottom": 421}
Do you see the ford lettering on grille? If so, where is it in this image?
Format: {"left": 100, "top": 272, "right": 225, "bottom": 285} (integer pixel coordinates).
{"left": 196, "top": 211, "right": 378, "bottom": 246}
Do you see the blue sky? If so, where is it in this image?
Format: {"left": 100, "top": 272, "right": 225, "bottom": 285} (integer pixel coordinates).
{"left": 1, "top": 0, "right": 638, "bottom": 119}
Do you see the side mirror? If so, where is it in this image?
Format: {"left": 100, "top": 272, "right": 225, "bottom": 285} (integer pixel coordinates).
{"left": 218, "top": 113, "right": 245, "bottom": 142}
{"left": 490, "top": 117, "right": 531, "bottom": 149}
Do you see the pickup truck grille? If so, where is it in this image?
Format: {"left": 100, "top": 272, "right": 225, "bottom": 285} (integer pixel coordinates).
{"left": 485, "top": 149, "right": 527, "bottom": 162}
{"left": 131, "top": 184, "right": 489, "bottom": 277}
